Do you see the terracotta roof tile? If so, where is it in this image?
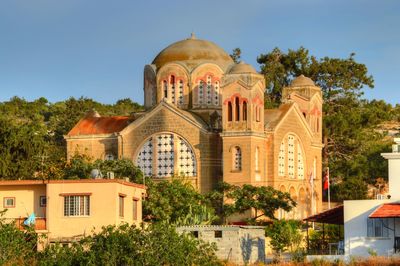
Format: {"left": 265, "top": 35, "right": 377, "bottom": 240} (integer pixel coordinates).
{"left": 67, "top": 116, "right": 133, "bottom": 136}
{"left": 264, "top": 103, "right": 293, "bottom": 130}
{"left": 369, "top": 203, "right": 400, "bottom": 218}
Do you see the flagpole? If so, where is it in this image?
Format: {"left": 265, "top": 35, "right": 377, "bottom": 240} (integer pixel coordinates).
{"left": 327, "top": 167, "right": 331, "bottom": 209}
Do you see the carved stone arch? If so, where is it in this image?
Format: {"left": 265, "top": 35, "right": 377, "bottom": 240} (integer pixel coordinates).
{"left": 191, "top": 63, "right": 224, "bottom": 107}
{"left": 156, "top": 63, "right": 190, "bottom": 105}
{"left": 134, "top": 131, "right": 197, "bottom": 178}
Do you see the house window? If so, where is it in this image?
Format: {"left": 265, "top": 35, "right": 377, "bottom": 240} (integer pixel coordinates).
{"left": 119, "top": 195, "right": 125, "bottom": 217}
{"left": 40, "top": 196, "right": 47, "bottom": 207}
{"left": 3, "top": 197, "right": 15, "bottom": 208}
{"left": 233, "top": 146, "right": 242, "bottom": 171}
{"left": 192, "top": 231, "right": 199, "bottom": 238}
{"left": 214, "top": 230, "right": 222, "bottom": 238}
{"left": 133, "top": 199, "right": 138, "bottom": 220}
{"left": 367, "top": 218, "right": 389, "bottom": 237}
{"left": 64, "top": 195, "right": 90, "bottom": 216}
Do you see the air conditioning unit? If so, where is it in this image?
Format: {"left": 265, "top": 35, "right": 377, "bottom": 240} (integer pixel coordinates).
{"left": 376, "top": 194, "right": 385, "bottom": 200}
{"left": 106, "top": 171, "right": 115, "bottom": 179}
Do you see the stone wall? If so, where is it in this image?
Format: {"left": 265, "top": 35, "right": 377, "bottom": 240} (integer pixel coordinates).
{"left": 177, "top": 225, "right": 266, "bottom": 265}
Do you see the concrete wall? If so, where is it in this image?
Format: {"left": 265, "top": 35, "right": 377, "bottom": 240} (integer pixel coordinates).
{"left": 177, "top": 226, "right": 265, "bottom": 265}
{"left": 382, "top": 153, "right": 400, "bottom": 199}
{"left": 344, "top": 199, "right": 400, "bottom": 256}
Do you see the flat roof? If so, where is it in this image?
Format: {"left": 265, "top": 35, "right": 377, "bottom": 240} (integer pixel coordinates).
{"left": 0, "top": 179, "right": 146, "bottom": 189}
{"left": 303, "top": 205, "right": 344, "bottom": 225}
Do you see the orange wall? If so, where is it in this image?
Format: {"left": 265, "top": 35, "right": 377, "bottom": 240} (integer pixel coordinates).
{"left": 0, "top": 184, "right": 46, "bottom": 218}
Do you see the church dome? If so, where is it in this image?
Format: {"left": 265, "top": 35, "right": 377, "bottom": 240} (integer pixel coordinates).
{"left": 229, "top": 61, "right": 257, "bottom": 74}
{"left": 290, "top": 75, "right": 315, "bottom": 87}
{"left": 152, "top": 34, "right": 234, "bottom": 71}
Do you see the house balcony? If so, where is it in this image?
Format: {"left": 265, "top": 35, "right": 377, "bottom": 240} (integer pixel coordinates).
{"left": 14, "top": 217, "right": 47, "bottom": 231}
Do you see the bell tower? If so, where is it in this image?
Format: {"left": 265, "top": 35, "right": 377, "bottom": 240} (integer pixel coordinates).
{"left": 282, "top": 75, "right": 323, "bottom": 142}
{"left": 220, "top": 62, "right": 266, "bottom": 186}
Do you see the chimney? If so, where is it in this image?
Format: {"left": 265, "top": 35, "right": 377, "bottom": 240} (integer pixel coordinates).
{"left": 381, "top": 138, "right": 400, "bottom": 199}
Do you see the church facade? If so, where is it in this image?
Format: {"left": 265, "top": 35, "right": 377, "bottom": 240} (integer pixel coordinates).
{"left": 65, "top": 35, "right": 323, "bottom": 219}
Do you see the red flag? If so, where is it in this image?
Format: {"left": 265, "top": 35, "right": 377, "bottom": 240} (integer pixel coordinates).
{"left": 323, "top": 170, "right": 330, "bottom": 190}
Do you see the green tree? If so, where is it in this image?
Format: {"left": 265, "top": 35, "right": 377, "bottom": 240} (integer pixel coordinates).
{"left": 265, "top": 219, "right": 303, "bottom": 255}
{"left": 38, "top": 223, "right": 221, "bottom": 266}
{"left": 230, "top": 48, "right": 242, "bottom": 63}
{"left": 143, "top": 178, "right": 216, "bottom": 225}
{"left": 207, "top": 182, "right": 295, "bottom": 222}
{"left": 0, "top": 210, "right": 38, "bottom": 265}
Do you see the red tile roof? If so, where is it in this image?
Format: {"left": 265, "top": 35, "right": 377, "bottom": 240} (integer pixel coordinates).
{"left": 369, "top": 203, "right": 400, "bottom": 218}
{"left": 67, "top": 116, "right": 132, "bottom": 136}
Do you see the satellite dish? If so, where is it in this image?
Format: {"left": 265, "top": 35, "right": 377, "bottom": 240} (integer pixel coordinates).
{"left": 90, "top": 169, "right": 103, "bottom": 179}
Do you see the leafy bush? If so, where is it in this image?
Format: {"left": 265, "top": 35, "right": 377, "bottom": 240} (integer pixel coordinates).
{"left": 38, "top": 223, "right": 221, "bottom": 266}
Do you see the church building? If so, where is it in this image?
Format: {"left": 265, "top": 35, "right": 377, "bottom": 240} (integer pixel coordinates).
{"left": 65, "top": 35, "right": 323, "bottom": 219}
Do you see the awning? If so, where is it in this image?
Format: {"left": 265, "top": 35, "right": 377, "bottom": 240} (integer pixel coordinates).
{"left": 303, "top": 205, "right": 343, "bottom": 225}
{"left": 369, "top": 203, "right": 400, "bottom": 218}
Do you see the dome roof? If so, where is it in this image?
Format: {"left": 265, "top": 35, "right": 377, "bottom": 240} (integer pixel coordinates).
{"left": 290, "top": 75, "right": 315, "bottom": 87}
{"left": 229, "top": 61, "right": 257, "bottom": 74}
{"left": 152, "top": 34, "right": 234, "bottom": 71}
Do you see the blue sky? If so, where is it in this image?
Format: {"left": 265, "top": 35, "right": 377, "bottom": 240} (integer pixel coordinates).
{"left": 1, "top": 0, "right": 399, "bottom": 105}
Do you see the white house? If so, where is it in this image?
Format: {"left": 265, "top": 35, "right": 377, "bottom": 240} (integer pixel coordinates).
{"left": 343, "top": 138, "right": 400, "bottom": 256}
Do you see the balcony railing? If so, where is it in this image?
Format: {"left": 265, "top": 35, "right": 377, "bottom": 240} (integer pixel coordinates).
{"left": 15, "top": 217, "right": 46, "bottom": 231}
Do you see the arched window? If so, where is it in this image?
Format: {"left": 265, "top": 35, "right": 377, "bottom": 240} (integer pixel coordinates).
{"left": 170, "top": 75, "right": 176, "bottom": 103}
{"left": 297, "top": 143, "right": 305, "bottom": 179}
{"left": 278, "top": 141, "right": 285, "bottom": 176}
{"left": 233, "top": 146, "right": 242, "bottom": 171}
{"left": 214, "top": 81, "right": 219, "bottom": 105}
{"left": 163, "top": 80, "right": 168, "bottom": 98}
{"left": 235, "top": 97, "right": 240, "bottom": 121}
{"left": 243, "top": 101, "right": 247, "bottom": 121}
{"left": 198, "top": 80, "right": 204, "bottom": 105}
{"left": 288, "top": 135, "right": 295, "bottom": 178}
{"left": 255, "top": 106, "right": 261, "bottom": 122}
{"left": 206, "top": 76, "right": 212, "bottom": 105}
{"left": 136, "top": 134, "right": 197, "bottom": 178}
{"left": 228, "top": 102, "right": 233, "bottom": 122}
{"left": 255, "top": 147, "right": 259, "bottom": 171}
{"left": 178, "top": 80, "right": 184, "bottom": 105}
